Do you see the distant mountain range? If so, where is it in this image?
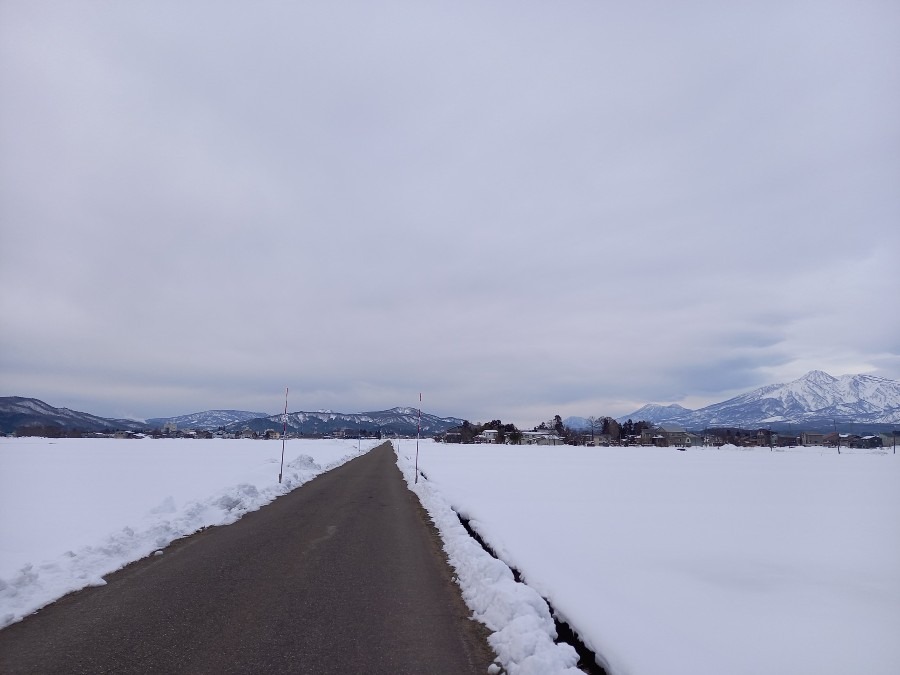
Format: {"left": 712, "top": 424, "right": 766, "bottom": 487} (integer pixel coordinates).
{"left": 0, "top": 397, "right": 464, "bottom": 437}
{"left": 616, "top": 371, "right": 900, "bottom": 431}
{"left": 225, "top": 408, "right": 465, "bottom": 437}
{"left": 146, "top": 410, "right": 268, "bottom": 431}
{"left": 5, "top": 370, "right": 899, "bottom": 437}
{"left": 565, "top": 405, "right": 693, "bottom": 430}
{"left": 0, "top": 397, "right": 149, "bottom": 435}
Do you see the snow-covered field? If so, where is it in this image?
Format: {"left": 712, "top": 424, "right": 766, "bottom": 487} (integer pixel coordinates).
{"left": 4, "top": 436, "right": 897, "bottom": 675}
{"left": 399, "top": 441, "right": 900, "bottom": 675}
{"left": 0, "top": 436, "right": 378, "bottom": 628}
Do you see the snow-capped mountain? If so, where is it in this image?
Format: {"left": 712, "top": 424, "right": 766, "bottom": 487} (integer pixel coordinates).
{"left": 227, "top": 407, "right": 466, "bottom": 437}
{"left": 616, "top": 404, "right": 693, "bottom": 425}
{"left": 0, "top": 397, "right": 149, "bottom": 434}
{"left": 563, "top": 416, "right": 590, "bottom": 430}
{"left": 619, "top": 371, "right": 900, "bottom": 429}
{"left": 691, "top": 371, "right": 900, "bottom": 427}
{"left": 146, "top": 410, "right": 269, "bottom": 431}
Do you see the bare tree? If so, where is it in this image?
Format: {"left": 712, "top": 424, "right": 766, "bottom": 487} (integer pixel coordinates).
{"left": 586, "top": 416, "right": 600, "bottom": 444}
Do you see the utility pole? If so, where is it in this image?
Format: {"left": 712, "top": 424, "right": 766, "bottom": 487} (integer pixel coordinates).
{"left": 279, "top": 387, "right": 288, "bottom": 483}
{"left": 415, "top": 393, "right": 422, "bottom": 484}
{"left": 834, "top": 419, "right": 840, "bottom": 455}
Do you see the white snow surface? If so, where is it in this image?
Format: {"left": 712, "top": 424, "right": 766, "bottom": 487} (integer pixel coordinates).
{"left": 406, "top": 440, "right": 900, "bottom": 675}
{"left": 5, "top": 435, "right": 897, "bottom": 675}
{"left": 394, "top": 442, "right": 582, "bottom": 675}
{"left": 0, "top": 436, "right": 378, "bottom": 628}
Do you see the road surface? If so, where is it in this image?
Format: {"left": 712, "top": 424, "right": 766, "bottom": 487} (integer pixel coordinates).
{"left": 0, "top": 442, "right": 495, "bottom": 674}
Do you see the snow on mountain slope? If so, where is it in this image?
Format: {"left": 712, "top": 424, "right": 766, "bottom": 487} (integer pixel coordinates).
{"left": 145, "top": 410, "right": 269, "bottom": 431}
{"left": 691, "top": 371, "right": 900, "bottom": 426}
{"left": 0, "top": 397, "right": 148, "bottom": 434}
{"left": 619, "top": 371, "right": 900, "bottom": 428}
{"left": 615, "top": 404, "right": 693, "bottom": 425}
{"left": 563, "top": 416, "right": 590, "bottom": 430}
{"left": 235, "top": 407, "right": 466, "bottom": 436}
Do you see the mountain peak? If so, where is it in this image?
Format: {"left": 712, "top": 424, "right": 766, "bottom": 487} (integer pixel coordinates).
{"left": 798, "top": 370, "right": 837, "bottom": 385}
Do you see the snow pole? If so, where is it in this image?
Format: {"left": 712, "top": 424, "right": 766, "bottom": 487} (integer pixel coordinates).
{"left": 415, "top": 393, "right": 421, "bottom": 484}
{"left": 279, "top": 387, "right": 288, "bottom": 483}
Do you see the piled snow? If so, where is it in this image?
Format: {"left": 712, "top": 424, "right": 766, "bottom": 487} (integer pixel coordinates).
{"left": 407, "top": 441, "right": 900, "bottom": 675}
{"left": 0, "top": 437, "right": 377, "bottom": 628}
{"left": 394, "top": 442, "right": 583, "bottom": 675}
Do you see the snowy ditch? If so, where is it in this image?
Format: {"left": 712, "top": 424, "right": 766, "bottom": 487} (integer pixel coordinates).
{"left": 396, "top": 444, "right": 591, "bottom": 675}
{"left": 454, "top": 508, "right": 609, "bottom": 675}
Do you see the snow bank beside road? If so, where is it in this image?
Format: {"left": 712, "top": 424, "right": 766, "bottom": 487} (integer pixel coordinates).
{"left": 394, "top": 442, "right": 583, "bottom": 675}
{"left": 0, "top": 437, "right": 376, "bottom": 628}
{"left": 408, "top": 441, "right": 900, "bottom": 675}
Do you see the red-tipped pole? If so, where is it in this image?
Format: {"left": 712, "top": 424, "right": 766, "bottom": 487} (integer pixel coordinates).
{"left": 415, "top": 393, "right": 421, "bottom": 483}
{"left": 279, "top": 387, "right": 288, "bottom": 483}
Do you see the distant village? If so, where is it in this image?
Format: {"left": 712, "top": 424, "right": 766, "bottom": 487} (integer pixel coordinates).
{"left": 9, "top": 418, "right": 895, "bottom": 450}
{"left": 434, "top": 417, "right": 893, "bottom": 450}
{"left": 150, "top": 422, "right": 392, "bottom": 441}
{"left": 9, "top": 421, "right": 408, "bottom": 441}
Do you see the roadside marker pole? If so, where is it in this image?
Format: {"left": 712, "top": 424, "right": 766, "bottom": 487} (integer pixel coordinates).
{"left": 279, "top": 387, "right": 288, "bottom": 483}
{"left": 415, "top": 393, "right": 422, "bottom": 484}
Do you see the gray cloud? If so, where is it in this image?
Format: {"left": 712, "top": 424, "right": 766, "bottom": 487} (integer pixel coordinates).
{"left": 2, "top": 1, "right": 898, "bottom": 427}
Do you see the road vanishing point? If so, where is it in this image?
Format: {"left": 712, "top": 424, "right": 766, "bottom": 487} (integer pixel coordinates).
{"left": 0, "top": 442, "right": 496, "bottom": 674}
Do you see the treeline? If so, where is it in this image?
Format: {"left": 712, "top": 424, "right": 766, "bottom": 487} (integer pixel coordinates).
{"left": 448, "top": 420, "right": 524, "bottom": 444}
{"left": 582, "top": 416, "right": 653, "bottom": 443}
{"left": 536, "top": 415, "right": 653, "bottom": 445}
{"left": 14, "top": 424, "right": 86, "bottom": 438}
{"left": 440, "top": 415, "right": 653, "bottom": 445}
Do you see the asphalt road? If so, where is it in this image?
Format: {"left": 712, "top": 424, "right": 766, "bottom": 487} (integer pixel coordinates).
{"left": 0, "top": 442, "right": 495, "bottom": 674}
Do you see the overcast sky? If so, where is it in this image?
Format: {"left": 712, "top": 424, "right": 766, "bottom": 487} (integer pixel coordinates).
{"left": 2, "top": 1, "right": 898, "bottom": 427}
